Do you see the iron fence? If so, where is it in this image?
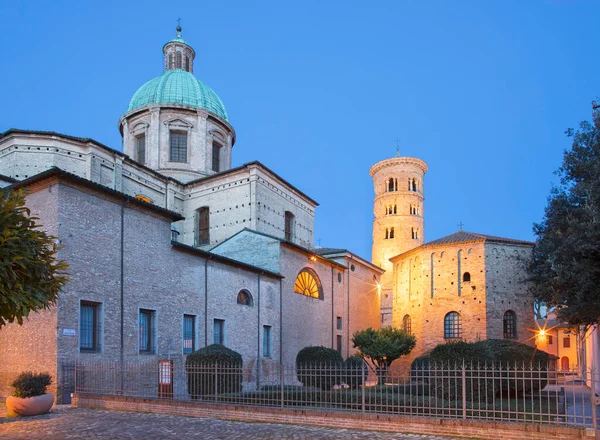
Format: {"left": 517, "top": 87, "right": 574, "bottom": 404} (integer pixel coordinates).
{"left": 74, "top": 360, "right": 599, "bottom": 428}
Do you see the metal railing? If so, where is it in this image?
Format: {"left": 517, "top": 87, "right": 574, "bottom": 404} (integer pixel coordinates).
{"left": 74, "top": 360, "right": 599, "bottom": 428}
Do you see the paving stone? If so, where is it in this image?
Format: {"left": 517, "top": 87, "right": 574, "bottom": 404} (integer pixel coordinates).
{"left": 0, "top": 405, "right": 468, "bottom": 440}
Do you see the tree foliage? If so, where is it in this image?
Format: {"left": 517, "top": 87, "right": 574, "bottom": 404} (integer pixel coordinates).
{"left": 529, "top": 105, "right": 600, "bottom": 326}
{"left": 351, "top": 326, "right": 416, "bottom": 371}
{"left": 0, "top": 189, "right": 68, "bottom": 327}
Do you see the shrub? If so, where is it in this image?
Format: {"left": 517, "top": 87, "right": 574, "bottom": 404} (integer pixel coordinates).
{"left": 429, "top": 341, "right": 494, "bottom": 402}
{"left": 186, "top": 344, "right": 243, "bottom": 398}
{"left": 410, "top": 352, "right": 431, "bottom": 380}
{"left": 296, "top": 346, "right": 343, "bottom": 390}
{"left": 428, "top": 339, "right": 552, "bottom": 401}
{"left": 479, "top": 339, "right": 551, "bottom": 395}
{"left": 343, "top": 356, "right": 366, "bottom": 389}
{"left": 11, "top": 371, "right": 52, "bottom": 398}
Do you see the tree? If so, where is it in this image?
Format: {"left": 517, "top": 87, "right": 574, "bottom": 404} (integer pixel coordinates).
{"left": 351, "top": 326, "right": 416, "bottom": 384}
{"left": 0, "top": 189, "right": 68, "bottom": 327}
{"left": 529, "top": 103, "right": 600, "bottom": 327}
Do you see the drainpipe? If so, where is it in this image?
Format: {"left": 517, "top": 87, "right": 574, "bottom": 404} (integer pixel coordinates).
{"left": 256, "top": 274, "right": 261, "bottom": 390}
{"left": 279, "top": 278, "right": 283, "bottom": 366}
{"left": 119, "top": 201, "right": 128, "bottom": 366}
{"left": 331, "top": 267, "right": 335, "bottom": 349}
{"left": 204, "top": 258, "right": 209, "bottom": 347}
{"left": 347, "top": 255, "right": 353, "bottom": 359}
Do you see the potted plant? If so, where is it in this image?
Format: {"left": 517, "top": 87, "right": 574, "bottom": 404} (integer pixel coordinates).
{"left": 6, "top": 371, "right": 54, "bottom": 416}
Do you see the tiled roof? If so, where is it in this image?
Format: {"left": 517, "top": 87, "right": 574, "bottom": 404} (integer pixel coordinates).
{"left": 314, "top": 247, "right": 347, "bottom": 255}
{"left": 423, "top": 231, "right": 534, "bottom": 247}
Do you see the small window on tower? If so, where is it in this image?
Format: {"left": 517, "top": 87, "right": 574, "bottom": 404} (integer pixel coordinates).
{"left": 196, "top": 206, "right": 210, "bottom": 246}
{"left": 389, "top": 227, "right": 395, "bottom": 239}
{"left": 463, "top": 272, "right": 471, "bottom": 282}
{"left": 412, "top": 178, "right": 417, "bottom": 192}
{"left": 168, "top": 54, "right": 173, "bottom": 69}
{"left": 388, "top": 178, "right": 395, "bottom": 192}
{"left": 176, "top": 52, "right": 182, "bottom": 69}
{"left": 284, "top": 211, "right": 295, "bottom": 241}
{"left": 135, "top": 134, "right": 146, "bottom": 164}
{"left": 212, "top": 141, "right": 221, "bottom": 172}
{"left": 185, "top": 56, "right": 190, "bottom": 72}
{"left": 170, "top": 131, "right": 187, "bottom": 162}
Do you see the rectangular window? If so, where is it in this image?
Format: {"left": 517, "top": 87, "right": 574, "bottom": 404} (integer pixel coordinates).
{"left": 548, "top": 335, "right": 553, "bottom": 345}
{"left": 196, "top": 206, "right": 210, "bottom": 245}
{"left": 563, "top": 337, "right": 571, "bottom": 348}
{"left": 336, "top": 335, "right": 343, "bottom": 354}
{"left": 139, "top": 309, "right": 156, "bottom": 354}
{"left": 80, "top": 301, "right": 101, "bottom": 352}
{"left": 212, "top": 141, "right": 221, "bottom": 172}
{"left": 169, "top": 131, "right": 187, "bottom": 162}
{"left": 284, "top": 211, "right": 294, "bottom": 241}
{"left": 262, "top": 325, "right": 272, "bottom": 357}
{"left": 183, "top": 315, "right": 195, "bottom": 354}
{"left": 136, "top": 134, "right": 146, "bottom": 164}
{"left": 336, "top": 316, "right": 342, "bottom": 331}
{"left": 213, "top": 319, "right": 225, "bottom": 345}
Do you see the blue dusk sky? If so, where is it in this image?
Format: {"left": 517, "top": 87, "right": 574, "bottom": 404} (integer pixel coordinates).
{"left": 1, "top": 1, "right": 598, "bottom": 261}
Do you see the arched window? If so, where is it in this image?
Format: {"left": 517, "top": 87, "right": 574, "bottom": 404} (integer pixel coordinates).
{"left": 385, "top": 228, "right": 389, "bottom": 239}
{"left": 237, "top": 289, "right": 253, "bottom": 306}
{"left": 185, "top": 56, "right": 190, "bottom": 72}
{"left": 412, "top": 178, "right": 417, "bottom": 192}
{"left": 403, "top": 315, "right": 412, "bottom": 335}
{"left": 393, "top": 205, "right": 397, "bottom": 214}
{"left": 294, "top": 268, "right": 323, "bottom": 299}
{"left": 168, "top": 54, "right": 173, "bottom": 69}
{"left": 389, "top": 227, "right": 394, "bottom": 239}
{"left": 284, "top": 211, "right": 295, "bottom": 241}
{"left": 444, "top": 312, "right": 462, "bottom": 339}
{"left": 503, "top": 310, "right": 517, "bottom": 339}
{"left": 387, "top": 178, "right": 395, "bottom": 192}
{"left": 176, "top": 52, "right": 182, "bottom": 68}
{"left": 463, "top": 272, "right": 471, "bottom": 282}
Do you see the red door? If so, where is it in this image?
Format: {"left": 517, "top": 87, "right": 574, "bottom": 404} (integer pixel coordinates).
{"left": 560, "top": 356, "right": 570, "bottom": 371}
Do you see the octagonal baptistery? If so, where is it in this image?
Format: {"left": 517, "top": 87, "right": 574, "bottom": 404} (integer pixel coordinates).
{"left": 119, "top": 26, "right": 236, "bottom": 182}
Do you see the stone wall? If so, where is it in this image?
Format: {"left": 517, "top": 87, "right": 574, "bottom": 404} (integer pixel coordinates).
{"left": 391, "top": 239, "right": 535, "bottom": 366}
{"left": 0, "top": 186, "right": 60, "bottom": 400}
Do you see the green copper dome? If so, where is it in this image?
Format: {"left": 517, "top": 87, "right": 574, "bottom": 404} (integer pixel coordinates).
{"left": 127, "top": 70, "right": 228, "bottom": 121}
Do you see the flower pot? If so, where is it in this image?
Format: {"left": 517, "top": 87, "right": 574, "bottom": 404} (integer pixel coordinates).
{"left": 5, "top": 393, "right": 54, "bottom": 416}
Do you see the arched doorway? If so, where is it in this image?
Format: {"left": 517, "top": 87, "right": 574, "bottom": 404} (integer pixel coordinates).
{"left": 561, "top": 356, "right": 570, "bottom": 371}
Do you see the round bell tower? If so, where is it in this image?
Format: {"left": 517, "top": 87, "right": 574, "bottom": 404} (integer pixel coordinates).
{"left": 370, "top": 156, "right": 428, "bottom": 324}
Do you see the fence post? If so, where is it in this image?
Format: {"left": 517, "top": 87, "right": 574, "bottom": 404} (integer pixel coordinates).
{"left": 214, "top": 362, "right": 218, "bottom": 403}
{"left": 462, "top": 365, "right": 467, "bottom": 420}
{"left": 113, "top": 361, "right": 117, "bottom": 396}
{"left": 361, "top": 362, "right": 365, "bottom": 414}
{"left": 280, "top": 364, "right": 284, "bottom": 408}
{"left": 74, "top": 362, "right": 77, "bottom": 397}
{"left": 591, "top": 367, "right": 597, "bottom": 432}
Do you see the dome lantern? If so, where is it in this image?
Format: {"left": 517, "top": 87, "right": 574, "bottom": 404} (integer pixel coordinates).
{"left": 163, "top": 25, "right": 195, "bottom": 73}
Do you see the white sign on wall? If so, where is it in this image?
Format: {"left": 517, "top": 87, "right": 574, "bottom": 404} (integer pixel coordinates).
{"left": 63, "top": 328, "right": 76, "bottom": 336}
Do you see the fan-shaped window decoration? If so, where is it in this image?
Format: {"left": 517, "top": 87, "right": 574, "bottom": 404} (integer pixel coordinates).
{"left": 135, "top": 194, "right": 153, "bottom": 204}
{"left": 237, "top": 289, "right": 253, "bottom": 306}
{"left": 294, "top": 268, "right": 323, "bottom": 299}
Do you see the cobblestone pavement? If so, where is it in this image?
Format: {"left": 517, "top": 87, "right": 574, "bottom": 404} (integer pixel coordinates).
{"left": 0, "top": 405, "right": 473, "bottom": 439}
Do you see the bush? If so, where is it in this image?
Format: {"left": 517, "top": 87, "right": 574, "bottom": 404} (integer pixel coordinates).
{"left": 11, "top": 371, "right": 52, "bottom": 398}
{"left": 186, "top": 344, "right": 243, "bottom": 398}
{"left": 427, "top": 340, "right": 552, "bottom": 401}
{"left": 480, "top": 339, "right": 551, "bottom": 396}
{"left": 410, "top": 352, "right": 431, "bottom": 380}
{"left": 296, "top": 346, "right": 343, "bottom": 390}
{"left": 343, "top": 356, "right": 366, "bottom": 389}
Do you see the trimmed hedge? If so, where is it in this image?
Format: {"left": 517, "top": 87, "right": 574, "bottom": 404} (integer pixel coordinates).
{"left": 186, "top": 344, "right": 243, "bottom": 398}
{"left": 343, "top": 356, "right": 366, "bottom": 389}
{"left": 421, "top": 339, "right": 551, "bottom": 400}
{"left": 11, "top": 371, "right": 52, "bottom": 398}
{"left": 296, "top": 346, "right": 343, "bottom": 390}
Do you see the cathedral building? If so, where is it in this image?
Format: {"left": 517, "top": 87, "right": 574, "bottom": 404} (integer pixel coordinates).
{"left": 0, "top": 27, "right": 382, "bottom": 402}
{"left": 370, "top": 156, "right": 536, "bottom": 364}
